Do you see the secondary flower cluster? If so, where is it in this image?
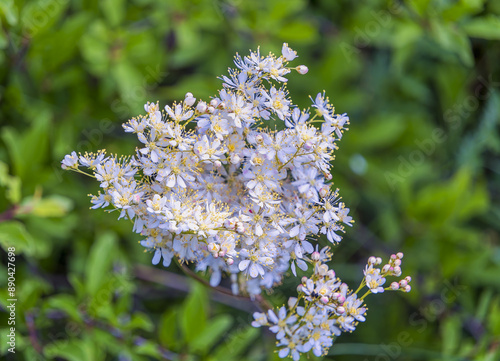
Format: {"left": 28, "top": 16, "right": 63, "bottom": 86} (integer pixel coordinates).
{"left": 252, "top": 251, "right": 411, "bottom": 359}
{"left": 62, "top": 43, "right": 410, "bottom": 358}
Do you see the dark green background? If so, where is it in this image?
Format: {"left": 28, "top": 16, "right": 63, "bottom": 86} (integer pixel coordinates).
{"left": 1, "top": 0, "right": 500, "bottom": 360}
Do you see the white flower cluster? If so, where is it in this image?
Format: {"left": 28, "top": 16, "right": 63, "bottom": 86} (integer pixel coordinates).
{"left": 252, "top": 252, "right": 411, "bottom": 359}
{"left": 62, "top": 43, "right": 410, "bottom": 358}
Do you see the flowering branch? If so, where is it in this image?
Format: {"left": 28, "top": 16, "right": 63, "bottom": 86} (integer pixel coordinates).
{"left": 61, "top": 43, "right": 410, "bottom": 359}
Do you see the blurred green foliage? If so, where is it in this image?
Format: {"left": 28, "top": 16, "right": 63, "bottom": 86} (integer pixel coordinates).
{"left": 1, "top": 0, "right": 500, "bottom": 360}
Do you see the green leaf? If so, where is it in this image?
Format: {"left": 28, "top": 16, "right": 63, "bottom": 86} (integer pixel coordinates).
{"left": 45, "top": 294, "right": 81, "bottom": 322}
{"left": 190, "top": 314, "right": 233, "bottom": 353}
{"left": 28, "top": 195, "right": 73, "bottom": 218}
{"left": 134, "top": 340, "right": 162, "bottom": 358}
{"left": 0, "top": 0, "right": 18, "bottom": 26}
{"left": 126, "top": 312, "right": 154, "bottom": 332}
{"left": 84, "top": 232, "right": 117, "bottom": 295}
{"left": 159, "top": 309, "right": 179, "bottom": 350}
{"left": 21, "top": 0, "right": 69, "bottom": 38}
{"left": 0, "top": 220, "right": 34, "bottom": 253}
{"left": 210, "top": 326, "right": 259, "bottom": 361}
{"left": 463, "top": 15, "right": 500, "bottom": 39}
{"left": 441, "top": 315, "right": 462, "bottom": 355}
{"left": 100, "top": 0, "right": 126, "bottom": 27}
{"left": 1, "top": 109, "right": 51, "bottom": 185}
{"left": 44, "top": 339, "right": 87, "bottom": 361}
{"left": 430, "top": 20, "right": 473, "bottom": 66}
{"left": 181, "top": 281, "right": 208, "bottom": 343}
{"left": 0, "top": 161, "right": 21, "bottom": 204}
{"left": 442, "top": 0, "right": 486, "bottom": 21}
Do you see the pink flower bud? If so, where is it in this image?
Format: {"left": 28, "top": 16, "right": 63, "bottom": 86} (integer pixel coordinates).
{"left": 405, "top": 276, "right": 412, "bottom": 282}
{"left": 320, "top": 296, "right": 329, "bottom": 304}
{"left": 325, "top": 173, "right": 333, "bottom": 180}
{"left": 319, "top": 186, "right": 329, "bottom": 198}
{"left": 185, "top": 92, "right": 193, "bottom": 98}
{"left": 311, "top": 251, "right": 320, "bottom": 261}
{"left": 390, "top": 282, "right": 399, "bottom": 290}
{"left": 382, "top": 264, "right": 390, "bottom": 273}
{"left": 376, "top": 257, "right": 382, "bottom": 265}
{"left": 394, "top": 259, "right": 401, "bottom": 266}
{"left": 393, "top": 266, "right": 402, "bottom": 277}
{"left": 327, "top": 270, "right": 336, "bottom": 279}
{"left": 214, "top": 160, "right": 222, "bottom": 168}
{"left": 207, "top": 106, "right": 215, "bottom": 113}
{"left": 196, "top": 101, "right": 207, "bottom": 113}
{"left": 301, "top": 276, "right": 308, "bottom": 284}
{"left": 185, "top": 96, "right": 196, "bottom": 107}
{"left": 210, "top": 99, "right": 219, "bottom": 107}
{"left": 337, "top": 306, "right": 345, "bottom": 314}
{"left": 296, "top": 65, "right": 308, "bottom": 75}
{"left": 368, "top": 256, "right": 376, "bottom": 265}
{"left": 397, "top": 252, "right": 404, "bottom": 259}
{"left": 404, "top": 285, "right": 411, "bottom": 292}
{"left": 227, "top": 258, "right": 234, "bottom": 265}
{"left": 332, "top": 292, "right": 340, "bottom": 300}
{"left": 337, "top": 295, "right": 345, "bottom": 304}
{"left": 399, "top": 280, "right": 408, "bottom": 287}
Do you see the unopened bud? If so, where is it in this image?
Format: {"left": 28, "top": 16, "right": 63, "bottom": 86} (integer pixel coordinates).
{"left": 337, "top": 295, "right": 345, "bottom": 304}
{"left": 382, "top": 264, "right": 390, "bottom": 273}
{"left": 319, "top": 186, "right": 329, "bottom": 198}
{"left": 303, "top": 141, "right": 313, "bottom": 150}
{"left": 196, "top": 101, "right": 207, "bottom": 113}
{"left": 208, "top": 106, "right": 215, "bottom": 113}
{"left": 393, "top": 266, "right": 402, "bottom": 277}
{"left": 405, "top": 276, "right": 412, "bottom": 282}
{"left": 311, "top": 251, "right": 320, "bottom": 261}
{"left": 320, "top": 296, "right": 329, "bottom": 304}
{"left": 337, "top": 306, "right": 345, "bottom": 314}
{"left": 296, "top": 65, "right": 309, "bottom": 75}
{"left": 325, "top": 173, "right": 333, "bottom": 180}
{"left": 226, "top": 258, "right": 234, "bottom": 265}
{"left": 390, "top": 282, "right": 399, "bottom": 290}
{"left": 255, "top": 134, "right": 263, "bottom": 143}
{"left": 394, "top": 259, "right": 401, "bottom": 266}
{"left": 375, "top": 257, "right": 382, "bottom": 265}
{"left": 404, "top": 285, "right": 411, "bottom": 292}
{"left": 214, "top": 160, "right": 222, "bottom": 168}
{"left": 397, "top": 252, "right": 404, "bottom": 259}
{"left": 185, "top": 95, "right": 196, "bottom": 107}
{"left": 236, "top": 224, "right": 245, "bottom": 233}
{"left": 301, "top": 276, "right": 308, "bottom": 284}
{"left": 210, "top": 99, "right": 219, "bottom": 107}
{"left": 399, "top": 280, "right": 408, "bottom": 287}
{"left": 326, "top": 270, "right": 335, "bottom": 279}
{"left": 368, "top": 256, "right": 376, "bottom": 265}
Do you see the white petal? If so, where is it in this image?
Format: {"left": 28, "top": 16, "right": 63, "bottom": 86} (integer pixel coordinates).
{"left": 152, "top": 249, "right": 161, "bottom": 265}
{"left": 238, "top": 259, "right": 250, "bottom": 271}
